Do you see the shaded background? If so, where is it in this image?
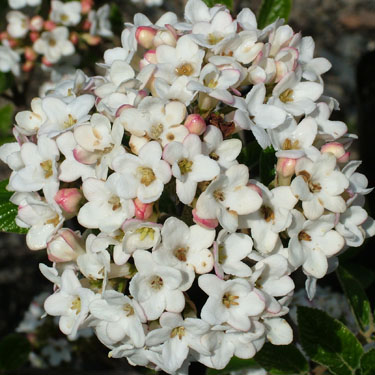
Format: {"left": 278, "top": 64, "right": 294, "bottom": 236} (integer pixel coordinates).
{"left": 1, "top": 0, "right": 374, "bottom": 372}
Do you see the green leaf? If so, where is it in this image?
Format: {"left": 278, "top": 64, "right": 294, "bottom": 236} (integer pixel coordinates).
{"left": 340, "top": 263, "right": 375, "bottom": 289}
{"left": 337, "top": 266, "right": 373, "bottom": 332}
{"left": 298, "top": 306, "right": 363, "bottom": 375}
{"left": 0, "top": 334, "right": 30, "bottom": 370}
{"left": 0, "top": 71, "right": 13, "bottom": 94}
{"left": 0, "top": 179, "right": 28, "bottom": 233}
{"left": 206, "top": 357, "right": 257, "bottom": 375}
{"left": 260, "top": 146, "right": 276, "bottom": 185}
{"left": 254, "top": 342, "right": 309, "bottom": 374}
{"left": 0, "top": 104, "right": 14, "bottom": 135}
{"left": 238, "top": 140, "right": 262, "bottom": 168}
{"left": 257, "top": 0, "right": 293, "bottom": 29}
{"left": 360, "top": 349, "right": 375, "bottom": 375}
{"left": 202, "top": 0, "right": 233, "bottom": 10}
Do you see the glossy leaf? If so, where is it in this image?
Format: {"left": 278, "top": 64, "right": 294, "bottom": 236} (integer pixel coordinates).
{"left": 298, "top": 306, "right": 363, "bottom": 375}
{"left": 258, "top": 0, "right": 293, "bottom": 29}
{"left": 202, "top": 0, "right": 233, "bottom": 10}
{"left": 206, "top": 357, "right": 257, "bottom": 375}
{"left": 0, "top": 104, "right": 13, "bottom": 135}
{"left": 360, "top": 349, "right": 375, "bottom": 375}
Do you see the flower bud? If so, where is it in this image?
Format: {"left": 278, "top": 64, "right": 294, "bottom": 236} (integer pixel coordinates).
{"left": 30, "top": 16, "right": 43, "bottom": 31}
{"left": 0, "top": 32, "right": 8, "bottom": 41}
{"left": 29, "top": 31, "right": 39, "bottom": 43}
{"left": 42, "top": 56, "right": 53, "bottom": 67}
{"left": 135, "top": 26, "right": 157, "bottom": 49}
{"left": 47, "top": 229, "right": 84, "bottom": 263}
{"left": 81, "top": 0, "right": 94, "bottom": 14}
{"left": 22, "top": 61, "right": 34, "bottom": 72}
{"left": 54, "top": 188, "right": 83, "bottom": 216}
{"left": 82, "top": 33, "right": 101, "bottom": 46}
{"left": 82, "top": 19, "right": 91, "bottom": 31}
{"left": 247, "top": 183, "right": 262, "bottom": 197}
{"left": 192, "top": 209, "right": 218, "bottom": 229}
{"left": 70, "top": 31, "right": 79, "bottom": 45}
{"left": 321, "top": 142, "right": 349, "bottom": 163}
{"left": 276, "top": 157, "right": 296, "bottom": 178}
{"left": 24, "top": 46, "right": 36, "bottom": 61}
{"left": 184, "top": 114, "right": 206, "bottom": 135}
{"left": 134, "top": 198, "right": 153, "bottom": 220}
{"left": 44, "top": 20, "right": 56, "bottom": 31}
{"left": 153, "top": 29, "right": 177, "bottom": 47}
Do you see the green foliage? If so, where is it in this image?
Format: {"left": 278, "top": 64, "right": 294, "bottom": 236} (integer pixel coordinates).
{"left": 0, "top": 179, "right": 28, "bottom": 233}
{"left": 0, "top": 72, "right": 13, "bottom": 94}
{"left": 257, "top": 0, "right": 293, "bottom": 29}
{"left": 254, "top": 342, "right": 309, "bottom": 374}
{"left": 238, "top": 140, "right": 262, "bottom": 169}
{"left": 298, "top": 306, "right": 363, "bottom": 375}
{"left": 340, "top": 263, "right": 375, "bottom": 289}
{"left": 202, "top": 0, "right": 233, "bottom": 10}
{"left": 0, "top": 334, "right": 30, "bottom": 371}
{"left": 206, "top": 357, "right": 257, "bottom": 375}
{"left": 0, "top": 104, "right": 13, "bottom": 136}
{"left": 360, "top": 349, "right": 375, "bottom": 375}
{"left": 260, "top": 146, "right": 276, "bottom": 185}
{"left": 337, "top": 266, "right": 373, "bottom": 332}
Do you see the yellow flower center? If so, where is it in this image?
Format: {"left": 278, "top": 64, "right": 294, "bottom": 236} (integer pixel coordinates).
{"left": 135, "top": 227, "right": 155, "bottom": 241}
{"left": 222, "top": 292, "right": 239, "bottom": 308}
{"left": 178, "top": 158, "right": 193, "bottom": 175}
{"left": 123, "top": 303, "right": 135, "bottom": 317}
{"left": 149, "top": 275, "right": 163, "bottom": 290}
{"left": 170, "top": 326, "right": 186, "bottom": 339}
{"left": 63, "top": 114, "right": 77, "bottom": 129}
{"left": 40, "top": 159, "right": 53, "bottom": 178}
{"left": 175, "top": 63, "right": 194, "bottom": 76}
{"left": 279, "top": 88, "right": 294, "bottom": 103}
{"left": 137, "top": 167, "right": 156, "bottom": 186}
{"left": 71, "top": 297, "right": 81, "bottom": 315}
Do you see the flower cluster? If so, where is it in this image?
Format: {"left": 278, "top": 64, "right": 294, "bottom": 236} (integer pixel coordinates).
{"left": 0, "top": 0, "right": 374, "bottom": 373}
{"left": 0, "top": 0, "right": 112, "bottom": 76}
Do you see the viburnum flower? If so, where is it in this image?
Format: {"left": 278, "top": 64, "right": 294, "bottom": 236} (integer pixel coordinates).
{"left": 8, "top": 0, "right": 41, "bottom": 9}
{"left": 6, "top": 11, "right": 29, "bottom": 39}
{"left": 50, "top": 1, "right": 82, "bottom": 26}
{"left": 15, "top": 98, "right": 47, "bottom": 136}
{"left": 195, "top": 164, "right": 263, "bottom": 232}
{"left": 88, "top": 5, "right": 113, "bottom": 38}
{"left": 0, "top": 42, "right": 20, "bottom": 76}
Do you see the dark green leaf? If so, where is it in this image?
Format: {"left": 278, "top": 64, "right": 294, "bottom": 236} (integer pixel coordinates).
{"left": 0, "top": 179, "right": 28, "bottom": 233}
{"left": 0, "top": 71, "right": 13, "bottom": 94}
{"left": 0, "top": 104, "right": 13, "bottom": 135}
{"left": 0, "top": 334, "right": 30, "bottom": 370}
{"left": 239, "top": 140, "right": 262, "bottom": 168}
{"left": 0, "top": 135, "right": 15, "bottom": 146}
{"left": 257, "top": 0, "right": 293, "bottom": 29}
{"left": 202, "top": 0, "right": 233, "bottom": 10}
{"left": 298, "top": 306, "right": 363, "bottom": 375}
{"left": 254, "top": 342, "right": 309, "bottom": 374}
{"left": 206, "top": 357, "right": 257, "bottom": 375}
{"left": 340, "top": 263, "right": 375, "bottom": 289}
{"left": 260, "top": 146, "right": 276, "bottom": 185}
{"left": 360, "top": 349, "right": 375, "bottom": 375}
{"left": 337, "top": 266, "right": 373, "bottom": 332}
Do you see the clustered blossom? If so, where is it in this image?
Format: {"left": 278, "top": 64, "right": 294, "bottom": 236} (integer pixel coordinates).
{"left": 1, "top": 0, "right": 374, "bottom": 373}
{"left": 0, "top": 0, "right": 112, "bottom": 76}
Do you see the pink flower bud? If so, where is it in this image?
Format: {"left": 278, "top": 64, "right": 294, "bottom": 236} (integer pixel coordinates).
{"left": 30, "top": 15, "right": 43, "bottom": 31}
{"left": 47, "top": 229, "right": 84, "bottom": 263}
{"left": 54, "top": 188, "right": 83, "bottom": 215}
{"left": 0, "top": 32, "right": 8, "bottom": 41}
{"left": 184, "top": 114, "right": 206, "bottom": 135}
{"left": 116, "top": 104, "right": 134, "bottom": 118}
{"left": 321, "top": 142, "right": 349, "bottom": 162}
{"left": 44, "top": 20, "right": 56, "bottom": 31}
{"left": 22, "top": 61, "right": 34, "bottom": 72}
{"left": 42, "top": 56, "right": 53, "bottom": 67}
{"left": 24, "top": 47, "right": 36, "bottom": 61}
{"left": 70, "top": 31, "right": 79, "bottom": 45}
{"left": 192, "top": 209, "right": 218, "bottom": 229}
{"left": 135, "top": 26, "right": 157, "bottom": 49}
{"left": 81, "top": 0, "right": 94, "bottom": 14}
{"left": 29, "top": 31, "right": 39, "bottom": 43}
{"left": 144, "top": 49, "right": 157, "bottom": 64}
{"left": 276, "top": 157, "right": 296, "bottom": 178}
{"left": 82, "top": 33, "right": 101, "bottom": 46}
{"left": 247, "top": 183, "right": 263, "bottom": 197}
{"left": 82, "top": 19, "right": 91, "bottom": 31}
{"left": 134, "top": 198, "right": 153, "bottom": 220}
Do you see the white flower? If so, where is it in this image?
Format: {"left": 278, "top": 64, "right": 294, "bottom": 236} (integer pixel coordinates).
{"left": 78, "top": 176, "right": 135, "bottom": 233}
{"left": 113, "top": 141, "right": 171, "bottom": 203}
{"left": 163, "top": 134, "right": 220, "bottom": 204}
{"left": 15, "top": 98, "right": 47, "bottom": 136}
{"left": 0, "top": 42, "right": 20, "bottom": 76}
{"left": 129, "top": 250, "right": 186, "bottom": 320}
{"left": 195, "top": 164, "right": 263, "bottom": 233}
{"left": 39, "top": 94, "right": 94, "bottom": 137}
{"left": 8, "top": 0, "right": 41, "bottom": 9}
{"left": 154, "top": 217, "right": 215, "bottom": 290}
{"left": 147, "top": 312, "right": 211, "bottom": 373}
{"left": 44, "top": 269, "right": 96, "bottom": 339}
{"left": 6, "top": 11, "right": 29, "bottom": 38}
{"left": 199, "top": 274, "right": 265, "bottom": 331}
{"left": 288, "top": 210, "right": 345, "bottom": 278}
{"left": 291, "top": 153, "right": 349, "bottom": 220}
{"left": 50, "top": 1, "right": 82, "bottom": 26}
{"left": 89, "top": 5, "right": 113, "bottom": 38}
{"left": 239, "top": 182, "right": 297, "bottom": 253}
{"left": 213, "top": 230, "right": 253, "bottom": 278}
{"left": 34, "top": 27, "right": 75, "bottom": 64}
{"left": 89, "top": 290, "right": 146, "bottom": 347}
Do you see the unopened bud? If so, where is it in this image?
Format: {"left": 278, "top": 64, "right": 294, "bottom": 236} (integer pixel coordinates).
{"left": 82, "top": 19, "right": 91, "bottom": 31}
{"left": 192, "top": 209, "right": 218, "bottom": 229}
{"left": 44, "top": 20, "right": 56, "bottom": 31}
{"left": 0, "top": 32, "right": 8, "bottom": 41}
{"left": 54, "top": 188, "right": 83, "bottom": 216}
{"left": 24, "top": 46, "right": 36, "bottom": 61}
{"left": 184, "top": 114, "right": 206, "bottom": 135}
{"left": 29, "top": 31, "right": 39, "bottom": 43}
{"left": 22, "top": 61, "right": 34, "bottom": 72}
{"left": 47, "top": 229, "right": 84, "bottom": 263}
{"left": 134, "top": 198, "right": 153, "bottom": 220}
{"left": 81, "top": 0, "right": 94, "bottom": 14}
{"left": 321, "top": 142, "right": 349, "bottom": 163}
{"left": 135, "top": 26, "right": 157, "bottom": 49}
{"left": 82, "top": 33, "right": 101, "bottom": 46}
{"left": 70, "top": 31, "right": 79, "bottom": 45}
{"left": 30, "top": 15, "right": 43, "bottom": 31}
{"left": 276, "top": 157, "right": 296, "bottom": 178}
